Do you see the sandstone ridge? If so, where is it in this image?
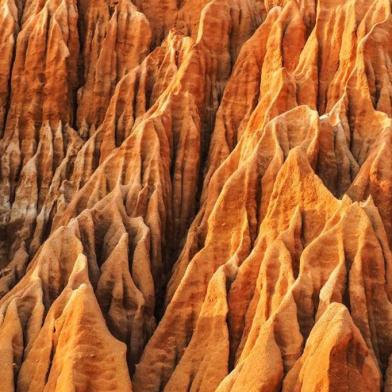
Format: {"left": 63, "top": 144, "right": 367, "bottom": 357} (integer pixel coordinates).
{"left": 0, "top": 0, "right": 392, "bottom": 391}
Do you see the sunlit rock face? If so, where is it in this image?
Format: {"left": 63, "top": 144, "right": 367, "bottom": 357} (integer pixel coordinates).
{"left": 0, "top": 0, "right": 392, "bottom": 391}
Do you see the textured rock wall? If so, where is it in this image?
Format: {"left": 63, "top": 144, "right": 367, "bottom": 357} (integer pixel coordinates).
{"left": 0, "top": 0, "right": 392, "bottom": 391}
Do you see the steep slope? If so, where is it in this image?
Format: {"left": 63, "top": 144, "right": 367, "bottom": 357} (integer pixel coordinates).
{"left": 0, "top": 0, "right": 392, "bottom": 391}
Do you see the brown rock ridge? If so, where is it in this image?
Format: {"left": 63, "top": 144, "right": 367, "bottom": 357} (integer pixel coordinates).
{"left": 0, "top": 0, "right": 392, "bottom": 391}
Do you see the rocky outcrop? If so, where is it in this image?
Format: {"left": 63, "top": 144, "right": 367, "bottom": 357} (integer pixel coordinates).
{"left": 0, "top": 0, "right": 392, "bottom": 391}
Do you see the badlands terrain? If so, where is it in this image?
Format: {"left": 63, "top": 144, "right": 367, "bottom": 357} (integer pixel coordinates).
{"left": 0, "top": 0, "right": 392, "bottom": 390}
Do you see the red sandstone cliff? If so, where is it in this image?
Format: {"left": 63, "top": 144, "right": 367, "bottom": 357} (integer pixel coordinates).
{"left": 0, "top": 0, "right": 392, "bottom": 391}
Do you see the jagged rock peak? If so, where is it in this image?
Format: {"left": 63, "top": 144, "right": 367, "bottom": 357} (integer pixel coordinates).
{"left": 0, "top": 0, "right": 392, "bottom": 391}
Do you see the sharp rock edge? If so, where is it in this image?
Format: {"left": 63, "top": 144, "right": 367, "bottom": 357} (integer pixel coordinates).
{"left": 0, "top": 0, "right": 392, "bottom": 391}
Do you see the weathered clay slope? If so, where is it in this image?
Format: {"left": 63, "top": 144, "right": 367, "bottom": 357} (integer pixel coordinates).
{"left": 0, "top": 0, "right": 392, "bottom": 391}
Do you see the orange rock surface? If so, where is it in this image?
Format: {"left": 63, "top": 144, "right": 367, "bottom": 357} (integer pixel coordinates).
{"left": 0, "top": 0, "right": 392, "bottom": 391}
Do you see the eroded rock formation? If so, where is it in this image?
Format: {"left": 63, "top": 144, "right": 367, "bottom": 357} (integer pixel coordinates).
{"left": 0, "top": 0, "right": 392, "bottom": 390}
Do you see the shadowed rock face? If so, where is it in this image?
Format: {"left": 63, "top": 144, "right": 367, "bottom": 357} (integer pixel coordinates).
{"left": 0, "top": 0, "right": 392, "bottom": 390}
